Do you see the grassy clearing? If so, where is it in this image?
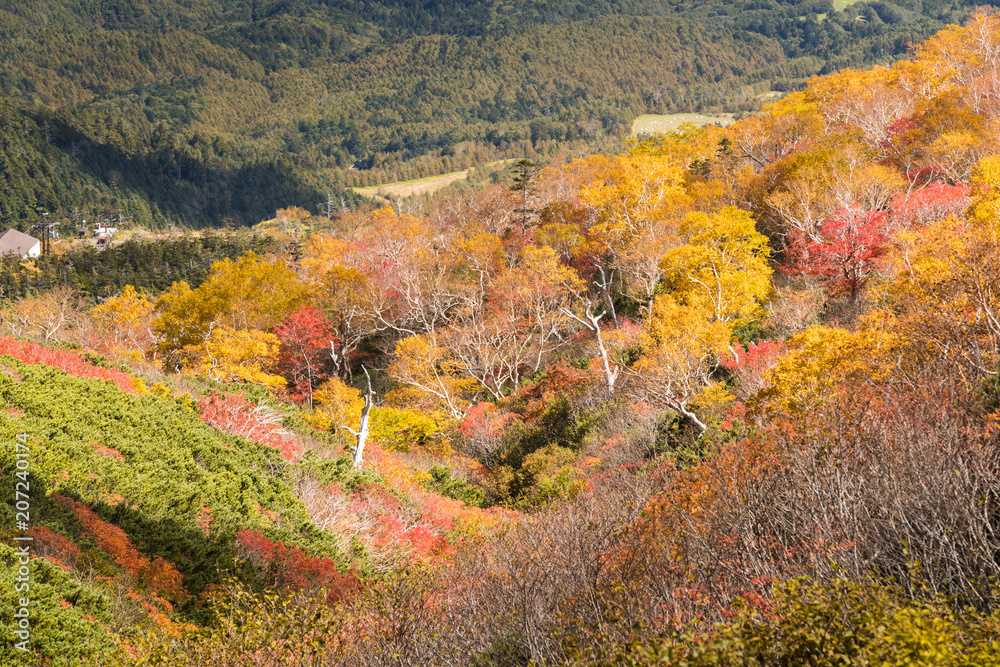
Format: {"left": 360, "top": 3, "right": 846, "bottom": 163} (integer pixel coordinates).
{"left": 757, "top": 90, "right": 785, "bottom": 102}
{"left": 354, "top": 169, "right": 473, "bottom": 200}
{"left": 353, "top": 160, "right": 515, "bottom": 201}
{"left": 631, "top": 113, "right": 735, "bottom": 137}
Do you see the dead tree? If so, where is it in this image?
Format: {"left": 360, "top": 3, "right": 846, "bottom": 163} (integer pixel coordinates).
{"left": 562, "top": 301, "right": 619, "bottom": 396}
{"left": 341, "top": 367, "right": 375, "bottom": 469}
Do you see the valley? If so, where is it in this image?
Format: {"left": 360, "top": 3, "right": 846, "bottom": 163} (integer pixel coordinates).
{"left": 3, "top": 3, "right": 1000, "bottom": 666}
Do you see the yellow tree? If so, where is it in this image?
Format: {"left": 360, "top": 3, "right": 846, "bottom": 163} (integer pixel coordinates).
{"left": 894, "top": 92, "right": 995, "bottom": 186}
{"left": 386, "top": 334, "right": 479, "bottom": 419}
{"left": 450, "top": 229, "right": 506, "bottom": 314}
{"left": 196, "top": 327, "right": 286, "bottom": 389}
{"left": 660, "top": 206, "right": 773, "bottom": 327}
{"left": 765, "top": 143, "right": 905, "bottom": 242}
{"left": 302, "top": 235, "right": 378, "bottom": 378}
{"left": 631, "top": 295, "right": 731, "bottom": 433}
{"left": 729, "top": 93, "right": 824, "bottom": 170}
{"left": 580, "top": 153, "right": 692, "bottom": 314}
{"left": 901, "top": 13, "right": 1000, "bottom": 117}
{"left": 625, "top": 206, "right": 773, "bottom": 432}
{"left": 581, "top": 153, "right": 690, "bottom": 249}
{"left": 808, "top": 66, "right": 915, "bottom": 154}
{"left": 154, "top": 252, "right": 309, "bottom": 368}
{"left": 91, "top": 285, "right": 156, "bottom": 359}
{"left": 312, "top": 377, "right": 363, "bottom": 429}
{"left": 312, "top": 376, "right": 364, "bottom": 451}
{"left": 883, "top": 156, "right": 1000, "bottom": 380}
{"left": 761, "top": 320, "right": 899, "bottom": 415}
{"left": 3, "top": 286, "right": 83, "bottom": 343}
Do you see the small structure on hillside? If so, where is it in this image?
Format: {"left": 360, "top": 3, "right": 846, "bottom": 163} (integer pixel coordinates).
{"left": 94, "top": 223, "right": 118, "bottom": 237}
{"left": 94, "top": 221, "right": 119, "bottom": 249}
{"left": 0, "top": 229, "right": 41, "bottom": 258}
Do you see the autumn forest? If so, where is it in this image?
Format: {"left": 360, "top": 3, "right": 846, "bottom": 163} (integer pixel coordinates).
{"left": 4, "top": 7, "right": 1000, "bottom": 667}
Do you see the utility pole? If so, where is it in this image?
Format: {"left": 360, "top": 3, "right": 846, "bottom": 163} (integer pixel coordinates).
{"left": 32, "top": 212, "right": 57, "bottom": 257}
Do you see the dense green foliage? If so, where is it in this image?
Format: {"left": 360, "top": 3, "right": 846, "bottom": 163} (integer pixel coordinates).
{"left": 0, "top": 545, "right": 117, "bottom": 667}
{"left": 0, "top": 0, "right": 970, "bottom": 229}
{"left": 424, "top": 465, "right": 487, "bottom": 507}
{"left": 0, "top": 230, "right": 278, "bottom": 300}
{"left": 0, "top": 355, "right": 349, "bottom": 607}
{"left": 0, "top": 100, "right": 362, "bottom": 232}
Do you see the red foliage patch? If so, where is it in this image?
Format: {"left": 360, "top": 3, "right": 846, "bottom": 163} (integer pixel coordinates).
{"left": 53, "top": 495, "right": 187, "bottom": 602}
{"left": 89, "top": 441, "right": 126, "bottom": 462}
{"left": 197, "top": 392, "right": 302, "bottom": 462}
{"left": 0, "top": 338, "right": 138, "bottom": 394}
{"left": 235, "top": 530, "right": 356, "bottom": 601}
{"left": 460, "top": 402, "right": 518, "bottom": 442}
{"left": 501, "top": 359, "right": 595, "bottom": 421}
{"left": 782, "top": 206, "right": 889, "bottom": 298}
{"left": 890, "top": 180, "right": 971, "bottom": 228}
{"left": 274, "top": 306, "right": 337, "bottom": 404}
{"left": 29, "top": 526, "right": 82, "bottom": 567}
{"left": 720, "top": 340, "right": 788, "bottom": 400}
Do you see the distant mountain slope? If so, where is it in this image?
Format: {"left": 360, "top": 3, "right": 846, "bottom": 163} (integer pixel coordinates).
{"left": 0, "top": 0, "right": 971, "bottom": 228}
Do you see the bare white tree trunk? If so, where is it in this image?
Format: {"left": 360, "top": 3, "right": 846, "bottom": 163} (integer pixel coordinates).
{"left": 562, "top": 302, "right": 619, "bottom": 396}
{"left": 341, "top": 367, "right": 375, "bottom": 469}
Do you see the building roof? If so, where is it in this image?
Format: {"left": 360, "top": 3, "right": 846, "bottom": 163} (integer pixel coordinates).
{"left": 0, "top": 229, "right": 40, "bottom": 256}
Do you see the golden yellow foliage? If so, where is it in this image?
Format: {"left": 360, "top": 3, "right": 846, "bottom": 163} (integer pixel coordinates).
{"left": 660, "top": 206, "right": 772, "bottom": 326}
{"left": 885, "top": 198, "right": 1000, "bottom": 380}
{"left": 194, "top": 327, "right": 285, "bottom": 389}
{"left": 632, "top": 295, "right": 732, "bottom": 429}
{"left": 807, "top": 66, "right": 913, "bottom": 150}
{"left": 969, "top": 155, "right": 1000, "bottom": 229}
{"left": 386, "top": 334, "right": 479, "bottom": 419}
{"left": 581, "top": 153, "right": 691, "bottom": 249}
{"left": 727, "top": 95, "right": 824, "bottom": 169}
{"left": 154, "top": 252, "right": 309, "bottom": 363}
{"left": 310, "top": 377, "right": 365, "bottom": 448}
{"left": 92, "top": 285, "right": 155, "bottom": 356}
{"left": 762, "top": 321, "right": 899, "bottom": 414}
{"left": 369, "top": 406, "right": 448, "bottom": 453}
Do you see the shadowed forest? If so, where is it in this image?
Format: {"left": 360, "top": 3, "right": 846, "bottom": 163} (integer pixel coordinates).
{"left": 0, "top": 0, "right": 977, "bottom": 229}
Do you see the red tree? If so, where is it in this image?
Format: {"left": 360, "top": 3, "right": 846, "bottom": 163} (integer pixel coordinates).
{"left": 784, "top": 206, "right": 889, "bottom": 300}
{"left": 889, "top": 180, "right": 971, "bottom": 228}
{"left": 274, "top": 306, "right": 337, "bottom": 408}
{"left": 235, "top": 530, "right": 355, "bottom": 601}
{"left": 720, "top": 339, "right": 788, "bottom": 400}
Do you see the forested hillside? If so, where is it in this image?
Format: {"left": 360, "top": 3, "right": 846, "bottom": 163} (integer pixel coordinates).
{"left": 4, "top": 12, "right": 1000, "bottom": 665}
{"left": 0, "top": 0, "right": 972, "bottom": 229}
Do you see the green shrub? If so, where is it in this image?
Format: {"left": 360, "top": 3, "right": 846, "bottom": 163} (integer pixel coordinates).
{"left": 424, "top": 465, "right": 487, "bottom": 508}
{"left": 0, "top": 545, "right": 117, "bottom": 666}
{"left": 0, "top": 356, "right": 352, "bottom": 613}
{"left": 582, "top": 577, "right": 1000, "bottom": 667}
